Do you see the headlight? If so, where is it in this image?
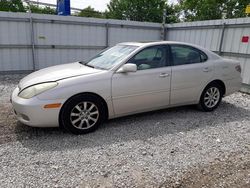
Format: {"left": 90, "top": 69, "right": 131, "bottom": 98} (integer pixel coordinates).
{"left": 18, "top": 82, "right": 58, "bottom": 99}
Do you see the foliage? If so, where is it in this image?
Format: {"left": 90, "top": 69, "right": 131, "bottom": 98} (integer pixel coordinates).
{"left": 180, "top": 0, "right": 250, "bottom": 21}
{"left": 0, "top": 0, "right": 55, "bottom": 14}
{"left": 223, "top": 0, "right": 249, "bottom": 19}
{"left": 77, "top": 6, "right": 105, "bottom": 18}
{"left": 106, "top": 0, "right": 180, "bottom": 23}
{"left": 0, "top": 0, "right": 25, "bottom": 12}
{"left": 1, "top": 0, "right": 248, "bottom": 22}
{"left": 29, "top": 5, "right": 56, "bottom": 15}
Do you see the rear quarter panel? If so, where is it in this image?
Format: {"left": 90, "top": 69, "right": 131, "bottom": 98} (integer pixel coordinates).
{"left": 213, "top": 58, "right": 242, "bottom": 96}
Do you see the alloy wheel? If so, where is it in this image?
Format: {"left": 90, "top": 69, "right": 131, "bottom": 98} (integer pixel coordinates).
{"left": 70, "top": 102, "right": 99, "bottom": 130}
{"left": 204, "top": 87, "right": 220, "bottom": 108}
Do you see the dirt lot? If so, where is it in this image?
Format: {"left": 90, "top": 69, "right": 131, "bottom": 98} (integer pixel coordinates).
{"left": 0, "top": 74, "right": 250, "bottom": 187}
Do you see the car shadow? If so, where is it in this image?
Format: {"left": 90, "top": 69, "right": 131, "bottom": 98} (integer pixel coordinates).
{"left": 14, "top": 100, "right": 250, "bottom": 152}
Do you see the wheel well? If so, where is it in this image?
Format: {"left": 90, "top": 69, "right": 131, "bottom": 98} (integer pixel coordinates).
{"left": 207, "top": 80, "right": 226, "bottom": 96}
{"left": 59, "top": 92, "right": 109, "bottom": 123}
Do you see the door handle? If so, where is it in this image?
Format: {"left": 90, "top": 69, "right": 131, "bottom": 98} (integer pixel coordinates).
{"left": 203, "top": 67, "right": 210, "bottom": 72}
{"left": 159, "top": 73, "right": 169, "bottom": 78}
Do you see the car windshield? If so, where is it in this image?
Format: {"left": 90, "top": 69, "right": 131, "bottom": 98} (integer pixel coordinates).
{"left": 84, "top": 45, "right": 138, "bottom": 70}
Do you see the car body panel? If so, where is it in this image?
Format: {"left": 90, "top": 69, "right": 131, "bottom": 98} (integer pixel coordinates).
{"left": 11, "top": 87, "right": 63, "bottom": 127}
{"left": 18, "top": 62, "right": 102, "bottom": 90}
{"left": 112, "top": 67, "right": 171, "bottom": 115}
{"left": 212, "top": 59, "right": 242, "bottom": 96}
{"left": 170, "top": 60, "right": 215, "bottom": 105}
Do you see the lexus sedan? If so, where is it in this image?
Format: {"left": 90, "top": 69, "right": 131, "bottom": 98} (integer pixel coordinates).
{"left": 11, "top": 41, "right": 242, "bottom": 134}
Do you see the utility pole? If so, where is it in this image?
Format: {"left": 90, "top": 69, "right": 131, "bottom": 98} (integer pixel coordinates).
{"left": 161, "top": 6, "right": 167, "bottom": 40}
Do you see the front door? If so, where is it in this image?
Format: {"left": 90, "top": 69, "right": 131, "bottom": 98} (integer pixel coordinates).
{"left": 111, "top": 45, "right": 171, "bottom": 116}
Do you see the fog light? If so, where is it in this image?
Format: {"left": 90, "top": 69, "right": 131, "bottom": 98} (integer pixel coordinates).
{"left": 21, "top": 114, "right": 30, "bottom": 121}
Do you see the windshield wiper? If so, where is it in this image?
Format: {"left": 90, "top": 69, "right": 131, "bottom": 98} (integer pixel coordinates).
{"left": 79, "top": 61, "right": 107, "bottom": 70}
{"left": 79, "top": 61, "right": 95, "bottom": 68}
{"left": 84, "top": 64, "right": 95, "bottom": 68}
{"left": 78, "top": 61, "right": 85, "bottom": 65}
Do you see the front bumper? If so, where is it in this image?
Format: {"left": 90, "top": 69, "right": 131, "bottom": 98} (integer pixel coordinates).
{"left": 11, "top": 87, "right": 63, "bottom": 127}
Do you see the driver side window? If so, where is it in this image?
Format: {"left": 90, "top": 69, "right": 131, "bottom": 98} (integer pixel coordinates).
{"left": 128, "top": 46, "right": 168, "bottom": 70}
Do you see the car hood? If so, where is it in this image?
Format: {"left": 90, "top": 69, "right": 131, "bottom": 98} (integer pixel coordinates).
{"left": 19, "top": 62, "right": 102, "bottom": 90}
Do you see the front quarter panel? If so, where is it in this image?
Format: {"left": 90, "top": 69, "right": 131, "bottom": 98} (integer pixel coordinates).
{"left": 37, "top": 72, "right": 111, "bottom": 100}
{"left": 36, "top": 71, "right": 114, "bottom": 117}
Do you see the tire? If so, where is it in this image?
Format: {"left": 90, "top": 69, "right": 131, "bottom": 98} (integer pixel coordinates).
{"left": 60, "top": 94, "right": 106, "bottom": 134}
{"left": 198, "top": 83, "right": 223, "bottom": 112}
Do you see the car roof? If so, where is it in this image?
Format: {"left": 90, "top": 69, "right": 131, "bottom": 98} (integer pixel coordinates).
{"left": 119, "top": 41, "right": 194, "bottom": 47}
{"left": 118, "top": 41, "right": 222, "bottom": 60}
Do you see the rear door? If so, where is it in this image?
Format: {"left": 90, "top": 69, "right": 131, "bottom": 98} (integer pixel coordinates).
{"left": 170, "top": 44, "right": 214, "bottom": 105}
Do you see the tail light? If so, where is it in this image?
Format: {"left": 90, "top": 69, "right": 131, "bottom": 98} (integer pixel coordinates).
{"left": 235, "top": 65, "right": 241, "bottom": 73}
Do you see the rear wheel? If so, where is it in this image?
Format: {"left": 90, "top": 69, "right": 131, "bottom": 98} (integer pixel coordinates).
{"left": 60, "top": 94, "right": 106, "bottom": 134}
{"left": 198, "top": 83, "right": 222, "bottom": 112}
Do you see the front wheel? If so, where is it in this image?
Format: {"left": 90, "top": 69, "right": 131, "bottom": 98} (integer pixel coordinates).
{"left": 198, "top": 83, "right": 223, "bottom": 112}
{"left": 60, "top": 94, "right": 106, "bottom": 134}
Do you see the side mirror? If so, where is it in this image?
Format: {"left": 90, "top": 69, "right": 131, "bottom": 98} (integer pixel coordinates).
{"left": 117, "top": 63, "right": 137, "bottom": 73}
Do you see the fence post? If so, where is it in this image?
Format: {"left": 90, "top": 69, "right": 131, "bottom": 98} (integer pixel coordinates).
{"left": 161, "top": 8, "right": 166, "bottom": 40}
{"left": 105, "top": 23, "right": 109, "bottom": 47}
{"left": 164, "top": 26, "right": 167, "bottom": 40}
{"left": 219, "top": 23, "right": 226, "bottom": 55}
{"left": 28, "top": 13, "right": 36, "bottom": 71}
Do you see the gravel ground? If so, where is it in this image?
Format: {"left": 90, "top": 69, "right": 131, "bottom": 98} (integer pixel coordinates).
{"left": 0, "top": 74, "right": 250, "bottom": 188}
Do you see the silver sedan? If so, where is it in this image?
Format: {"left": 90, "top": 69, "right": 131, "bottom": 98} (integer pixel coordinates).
{"left": 11, "top": 41, "right": 242, "bottom": 134}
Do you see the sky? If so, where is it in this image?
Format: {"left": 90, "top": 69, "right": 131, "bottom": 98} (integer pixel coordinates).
{"left": 35, "top": 0, "right": 177, "bottom": 11}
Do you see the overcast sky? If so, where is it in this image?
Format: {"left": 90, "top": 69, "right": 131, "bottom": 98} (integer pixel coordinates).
{"left": 36, "top": 0, "right": 177, "bottom": 11}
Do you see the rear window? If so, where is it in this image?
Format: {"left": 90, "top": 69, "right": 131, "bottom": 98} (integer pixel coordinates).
{"left": 171, "top": 45, "right": 208, "bottom": 66}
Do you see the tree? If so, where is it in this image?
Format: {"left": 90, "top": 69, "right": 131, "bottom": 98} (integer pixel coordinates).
{"left": 0, "top": 0, "right": 25, "bottom": 12}
{"left": 223, "top": 0, "right": 249, "bottom": 19}
{"left": 106, "top": 0, "right": 180, "bottom": 23}
{"left": 77, "top": 6, "right": 104, "bottom": 18}
{"left": 29, "top": 5, "right": 56, "bottom": 15}
{"left": 180, "top": 0, "right": 249, "bottom": 21}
